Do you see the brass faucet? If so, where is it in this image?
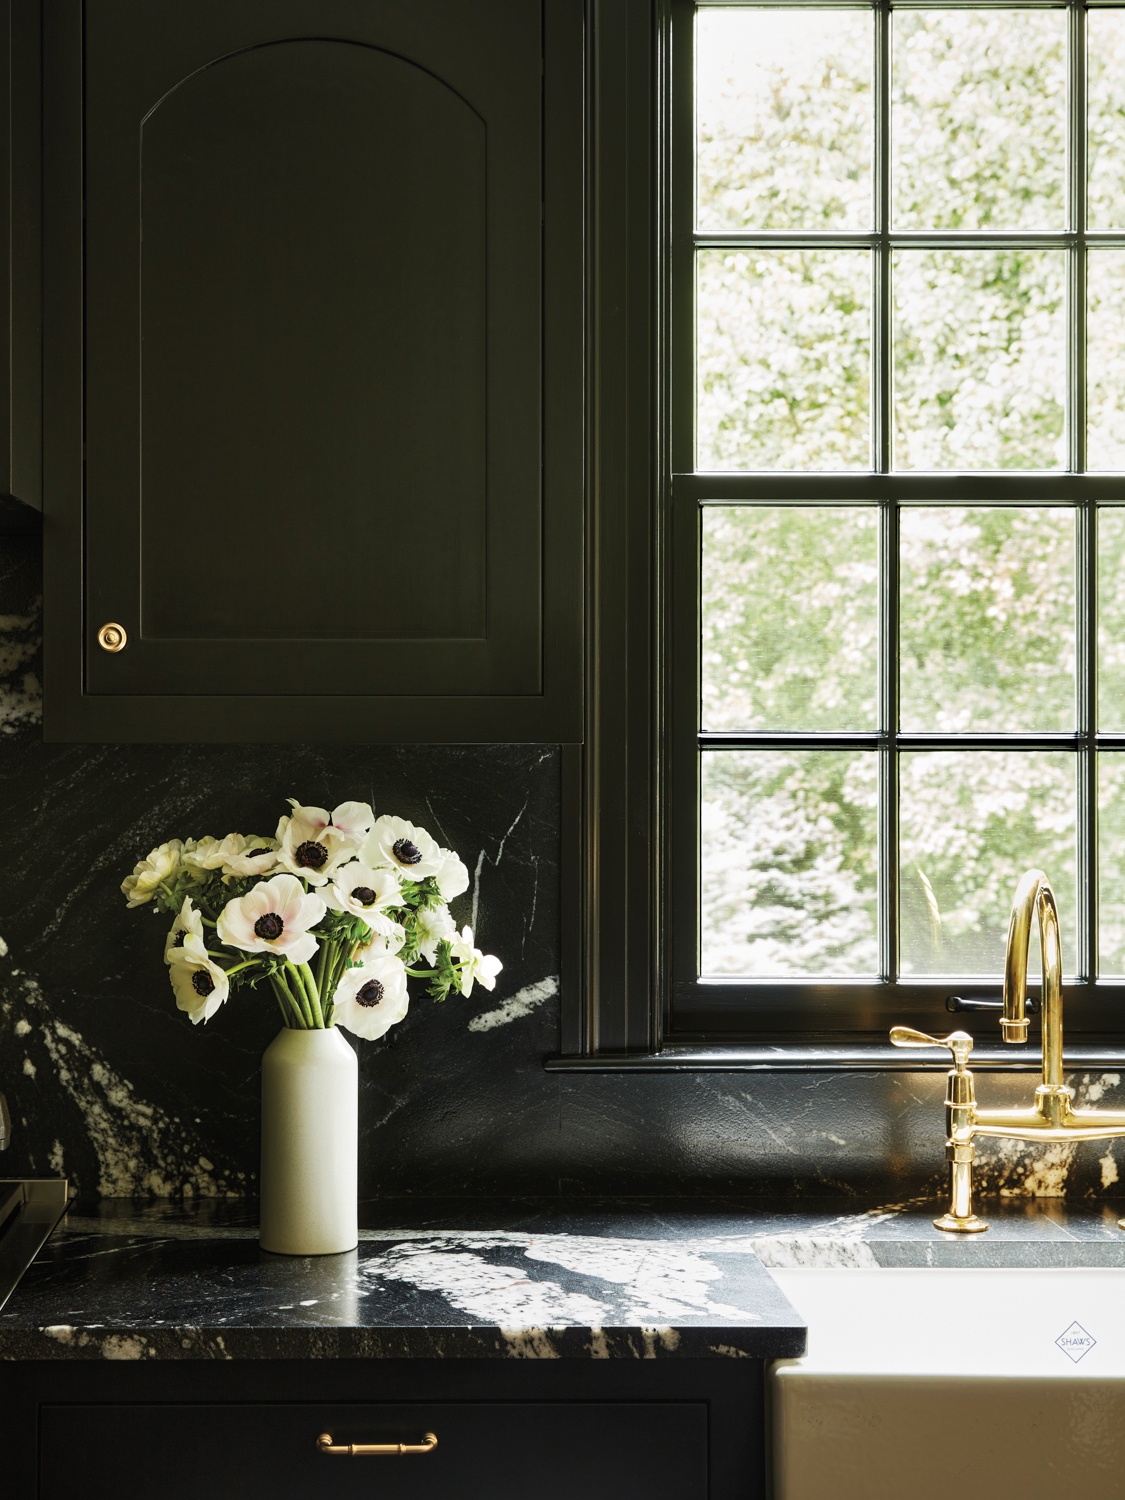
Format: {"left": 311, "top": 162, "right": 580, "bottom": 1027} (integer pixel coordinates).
{"left": 891, "top": 868, "right": 1125, "bottom": 1233}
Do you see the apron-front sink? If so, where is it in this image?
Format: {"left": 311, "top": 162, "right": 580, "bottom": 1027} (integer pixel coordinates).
{"left": 771, "top": 1265, "right": 1125, "bottom": 1500}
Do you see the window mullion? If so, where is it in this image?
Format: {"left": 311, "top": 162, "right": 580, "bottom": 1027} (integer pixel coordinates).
{"left": 1069, "top": 0, "right": 1087, "bottom": 474}
{"left": 880, "top": 500, "right": 900, "bottom": 983}
{"left": 875, "top": 3, "right": 894, "bottom": 979}
{"left": 874, "top": 0, "right": 891, "bottom": 476}
{"left": 1077, "top": 502, "right": 1094, "bottom": 982}
{"left": 1070, "top": 0, "right": 1094, "bottom": 982}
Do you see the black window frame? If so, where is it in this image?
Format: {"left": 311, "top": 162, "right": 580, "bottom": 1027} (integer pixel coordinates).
{"left": 552, "top": 0, "right": 1125, "bottom": 1074}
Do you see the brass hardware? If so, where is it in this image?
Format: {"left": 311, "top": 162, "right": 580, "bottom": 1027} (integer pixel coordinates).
{"left": 892, "top": 868, "right": 1125, "bottom": 1235}
{"left": 97, "top": 622, "right": 127, "bottom": 653}
{"left": 890, "top": 1025, "right": 973, "bottom": 1075}
{"left": 890, "top": 1027, "right": 986, "bottom": 1231}
{"left": 316, "top": 1432, "right": 438, "bottom": 1457}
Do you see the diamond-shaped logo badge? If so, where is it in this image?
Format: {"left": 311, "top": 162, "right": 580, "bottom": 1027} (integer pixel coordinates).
{"left": 1056, "top": 1321, "right": 1096, "bottom": 1363}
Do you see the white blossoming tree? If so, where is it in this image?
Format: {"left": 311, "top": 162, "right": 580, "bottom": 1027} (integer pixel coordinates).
{"left": 696, "top": 11, "right": 1125, "bottom": 978}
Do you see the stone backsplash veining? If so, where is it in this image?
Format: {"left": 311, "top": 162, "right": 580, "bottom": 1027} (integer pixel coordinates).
{"left": 3, "top": 524, "right": 1125, "bottom": 1201}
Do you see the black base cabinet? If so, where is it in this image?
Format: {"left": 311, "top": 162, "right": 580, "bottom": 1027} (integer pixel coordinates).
{"left": 42, "top": 1402, "right": 708, "bottom": 1500}
{"left": 1, "top": 1359, "right": 766, "bottom": 1500}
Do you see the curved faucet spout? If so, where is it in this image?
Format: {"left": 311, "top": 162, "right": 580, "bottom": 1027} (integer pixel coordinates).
{"left": 892, "top": 867, "right": 1125, "bottom": 1232}
{"left": 1003, "top": 867, "right": 1064, "bottom": 1087}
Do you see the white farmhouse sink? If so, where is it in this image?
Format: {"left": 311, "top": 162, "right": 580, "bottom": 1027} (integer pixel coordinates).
{"left": 770, "top": 1267, "right": 1125, "bottom": 1500}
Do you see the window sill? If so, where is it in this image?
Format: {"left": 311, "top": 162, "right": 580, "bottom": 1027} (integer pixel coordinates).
{"left": 544, "top": 1044, "right": 1125, "bottom": 1073}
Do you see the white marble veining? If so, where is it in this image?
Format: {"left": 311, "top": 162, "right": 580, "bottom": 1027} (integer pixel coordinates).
{"left": 749, "top": 1237, "right": 880, "bottom": 1269}
{"left": 2, "top": 964, "right": 249, "bottom": 1197}
{"left": 0, "top": 601, "right": 42, "bottom": 735}
{"left": 468, "top": 975, "right": 559, "bottom": 1031}
{"left": 362, "top": 1232, "right": 764, "bottom": 1326}
{"left": 972, "top": 1073, "right": 1125, "bottom": 1197}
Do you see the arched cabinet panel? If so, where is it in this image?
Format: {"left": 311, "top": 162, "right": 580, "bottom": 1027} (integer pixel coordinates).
{"left": 140, "top": 42, "right": 487, "bottom": 655}
{"left": 41, "top": 0, "right": 582, "bottom": 740}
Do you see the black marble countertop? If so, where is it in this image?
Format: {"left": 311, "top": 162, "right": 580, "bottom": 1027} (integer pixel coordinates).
{"left": 0, "top": 1197, "right": 809, "bottom": 1362}
{"left": 4, "top": 1195, "right": 1125, "bottom": 1363}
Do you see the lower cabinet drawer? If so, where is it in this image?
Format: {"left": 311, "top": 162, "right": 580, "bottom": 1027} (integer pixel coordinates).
{"left": 40, "top": 1401, "right": 708, "bottom": 1500}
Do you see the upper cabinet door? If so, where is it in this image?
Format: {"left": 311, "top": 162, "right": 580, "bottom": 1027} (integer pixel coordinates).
{"left": 41, "top": 0, "right": 582, "bottom": 741}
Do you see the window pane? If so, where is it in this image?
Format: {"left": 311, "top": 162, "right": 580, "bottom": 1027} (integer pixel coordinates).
{"left": 702, "top": 507, "right": 878, "bottom": 732}
{"left": 891, "top": 10, "right": 1065, "bottom": 231}
{"left": 1099, "top": 753, "right": 1125, "bottom": 975}
{"left": 701, "top": 750, "right": 877, "bottom": 976}
{"left": 1098, "top": 508, "right": 1125, "bottom": 731}
{"left": 1088, "top": 11, "right": 1125, "bottom": 230}
{"left": 698, "top": 249, "right": 871, "bottom": 471}
{"left": 899, "top": 508, "right": 1075, "bottom": 733}
{"left": 899, "top": 751, "right": 1076, "bottom": 978}
{"left": 696, "top": 9, "right": 873, "bottom": 232}
{"left": 1087, "top": 252, "right": 1125, "bottom": 471}
{"left": 893, "top": 250, "right": 1066, "bottom": 471}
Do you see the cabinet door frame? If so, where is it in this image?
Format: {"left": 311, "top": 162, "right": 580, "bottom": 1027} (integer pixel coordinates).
{"left": 2, "top": 1354, "right": 768, "bottom": 1500}
{"left": 41, "top": 0, "right": 584, "bottom": 743}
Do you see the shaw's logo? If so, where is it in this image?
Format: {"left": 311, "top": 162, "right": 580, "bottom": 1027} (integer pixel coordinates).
{"left": 1055, "top": 1321, "right": 1096, "bottom": 1363}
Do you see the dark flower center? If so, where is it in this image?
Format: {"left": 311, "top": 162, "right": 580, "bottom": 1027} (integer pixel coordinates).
{"left": 172, "top": 931, "right": 185, "bottom": 948}
{"left": 351, "top": 885, "right": 377, "bottom": 907}
{"left": 254, "top": 912, "right": 284, "bottom": 941}
{"left": 357, "top": 979, "right": 385, "bottom": 1007}
{"left": 192, "top": 970, "right": 215, "bottom": 997}
{"left": 295, "top": 839, "right": 328, "bottom": 870}
{"left": 393, "top": 838, "right": 422, "bottom": 866}
{"left": 253, "top": 847, "right": 274, "bottom": 859}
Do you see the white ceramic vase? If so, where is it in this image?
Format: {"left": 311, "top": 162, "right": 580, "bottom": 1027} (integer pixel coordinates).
{"left": 259, "top": 1026, "right": 358, "bottom": 1256}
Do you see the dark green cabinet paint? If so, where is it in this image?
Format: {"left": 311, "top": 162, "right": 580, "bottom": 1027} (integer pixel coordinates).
{"left": 2, "top": 1358, "right": 769, "bottom": 1500}
{"left": 40, "top": 1402, "right": 709, "bottom": 1499}
{"left": 34, "top": 0, "right": 582, "bottom": 740}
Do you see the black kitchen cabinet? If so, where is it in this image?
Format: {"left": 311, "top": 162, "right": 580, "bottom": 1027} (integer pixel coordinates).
{"left": 19, "top": 0, "right": 582, "bottom": 741}
{"left": 41, "top": 1401, "right": 708, "bottom": 1500}
{"left": 2, "top": 1359, "right": 768, "bottom": 1500}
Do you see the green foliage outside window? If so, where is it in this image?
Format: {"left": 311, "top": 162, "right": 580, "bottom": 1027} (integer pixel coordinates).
{"left": 693, "top": 8, "right": 1125, "bottom": 981}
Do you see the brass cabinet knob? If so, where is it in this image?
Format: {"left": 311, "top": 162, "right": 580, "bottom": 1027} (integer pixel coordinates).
{"left": 97, "top": 622, "right": 128, "bottom": 653}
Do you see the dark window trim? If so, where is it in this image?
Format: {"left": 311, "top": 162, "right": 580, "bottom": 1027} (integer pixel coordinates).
{"left": 554, "top": 0, "right": 1125, "bottom": 1071}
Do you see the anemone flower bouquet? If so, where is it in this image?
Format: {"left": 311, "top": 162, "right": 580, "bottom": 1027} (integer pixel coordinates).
{"left": 121, "top": 797, "right": 502, "bottom": 1042}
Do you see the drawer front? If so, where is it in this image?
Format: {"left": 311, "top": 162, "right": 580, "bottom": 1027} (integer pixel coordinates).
{"left": 40, "top": 1401, "right": 708, "bottom": 1500}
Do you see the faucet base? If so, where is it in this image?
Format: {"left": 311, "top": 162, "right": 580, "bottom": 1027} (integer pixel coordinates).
{"left": 933, "top": 1212, "right": 988, "bottom": 1234}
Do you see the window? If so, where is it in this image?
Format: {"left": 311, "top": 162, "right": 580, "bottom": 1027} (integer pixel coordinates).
{"left": 665, "top": 0, "right": 1125, "bottom": 1049}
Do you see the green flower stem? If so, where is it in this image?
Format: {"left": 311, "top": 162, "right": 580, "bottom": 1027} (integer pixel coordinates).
{"left": 269, "top": 973, "right": 306, "bottom": 1029}
{"left": 404, "top": 967, "right": 438, "bottom": 979}
{"left": 322, "top": 938, "right": 349, "bottom": 1011}
{"left": 278, "top": 967, "right": 314, "bottom": 1029}
{"left": 285, "top": 960, "right": 321, "bottom": 1029}
{"left": 319, "top": 948, "right": 334, "bottom": 1005}
{"left": 213, "top": 957, "right": 257, "bottom": 975}
{"left": 314, "top": 939, "right": 329, "bottom": 998}
{"left": 273, "top": 992, "right": 291, "bottom": 1028}
{"left": 297, "top": 961, "right": 326, "bottom": 1029}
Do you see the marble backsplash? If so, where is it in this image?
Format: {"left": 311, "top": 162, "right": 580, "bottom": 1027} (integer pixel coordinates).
{"left": 3, "top": 521, "right": 1125, "bottom": 1203}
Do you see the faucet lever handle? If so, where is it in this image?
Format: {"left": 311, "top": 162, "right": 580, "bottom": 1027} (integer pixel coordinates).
{"left": 890, "top": 1026, "right": 973, "bottom": 1073}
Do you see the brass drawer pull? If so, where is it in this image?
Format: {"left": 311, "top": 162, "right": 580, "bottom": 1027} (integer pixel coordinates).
{"left": 317, "top": 1431, "right": 438, "bottom": 1457}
